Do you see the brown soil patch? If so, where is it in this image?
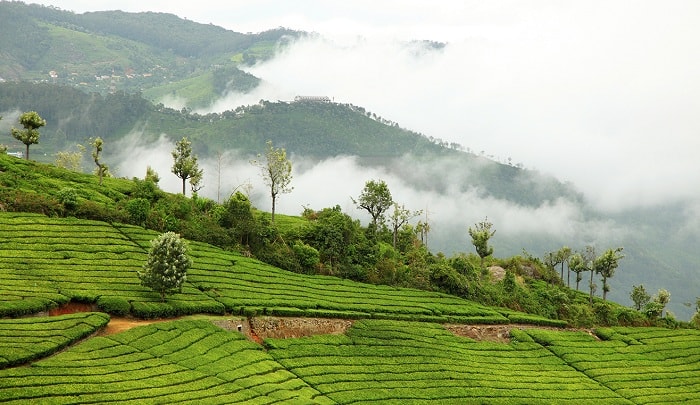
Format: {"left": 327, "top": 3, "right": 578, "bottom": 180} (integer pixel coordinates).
{"left": 211, "top": 316, "right": 354, "bottom": 344}
{"left": 250, "top": 316, "right": 354, "bottom": 339}
{"left": 97, "top": 317, "right": 175, "bottom": 336}
{"left": 49, "top": 302, "right": 98, "bottom": 316}
{"left": 445, "top": 324, "right": 513, "bottom": 343}
{"left": 446, "top": 323, "right": 598, "bottom": 343}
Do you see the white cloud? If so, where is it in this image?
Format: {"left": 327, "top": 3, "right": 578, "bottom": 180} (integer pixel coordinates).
{"left": 38, "top": 1, "right": 700, "bottom": 213}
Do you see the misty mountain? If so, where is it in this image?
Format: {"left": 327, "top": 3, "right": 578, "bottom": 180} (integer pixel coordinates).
{"left": 1, "top": 2, "right": 698, "bottom": 320}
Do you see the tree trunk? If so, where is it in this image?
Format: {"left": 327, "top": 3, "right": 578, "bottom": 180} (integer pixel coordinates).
{"left": 25, "top": 144, "right": 29, "bottom": 160}
{"left": 560, "top": 264, "right": 564, "bottom": 283}
{"left": 271, "top": 194, "right": 276, "bottom": 223}
{"left": 589, "top": 269, "right": 594, "bottom": 305}
{"left": 182, "top": 178, "right": 186, "bottom": 195}
{"left": 602, "top": 276, "right": 607, "bottom": 301}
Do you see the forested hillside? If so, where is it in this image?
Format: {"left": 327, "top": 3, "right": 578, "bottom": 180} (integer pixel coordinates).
{"left": 0, "top": 1, "right": 294, "bottom": 106}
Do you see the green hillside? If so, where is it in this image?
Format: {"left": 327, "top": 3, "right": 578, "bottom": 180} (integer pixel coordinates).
{"left": 0, "top": 211, "right": 555, "bottom": 325}
{"left": 1, "top": 317, "right": 698, "bottom": 403}
{"left": 0, "top": 153, "right": 651, "bottom": 328}
{"left": 0, "top": 82, "right": 575, "bottom": 207}
{"left": 0, "top": 2, "right": 295, "bottom": 107}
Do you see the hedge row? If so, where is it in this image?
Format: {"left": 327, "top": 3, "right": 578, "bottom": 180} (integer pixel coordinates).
{"left": 0, "top": 320, "right": 332, "bottom": 404}
{"left": 0, "top": 312, "right": 109, "bottom": 368}
{"left": 524, "top": 327, "right": 700, "bottom": 403}
{"left": 267, "top": 319, "right": 629, "bottom": 404}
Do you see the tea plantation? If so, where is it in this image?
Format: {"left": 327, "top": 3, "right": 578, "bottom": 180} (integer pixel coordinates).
{"left": 1, "top": 317, "right": 698, "bottom": 403}
{"left": 0, "top": 212, "right": 557, "bottom": 324}
{"left": 1, "top": 212, "right": 699, "bottom": 403}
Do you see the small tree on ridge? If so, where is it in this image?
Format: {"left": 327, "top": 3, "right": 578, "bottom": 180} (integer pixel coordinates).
{"left": 11, "top": 111, "right": 46, "bottom": 160}
{"left": 251, "top": 140, "right": 293, "bottom": 223}
{"left": 468, "top": 217, "right": 495, "bottom": 268}
{"left": 171, "top": 137, "right": 202, "bottom": 195}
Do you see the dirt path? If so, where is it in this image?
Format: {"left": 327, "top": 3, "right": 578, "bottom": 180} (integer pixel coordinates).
{"left": 97, "top": 317, "right": 177, "bottom": 336}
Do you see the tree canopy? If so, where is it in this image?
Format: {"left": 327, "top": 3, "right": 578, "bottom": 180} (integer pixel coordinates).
{"left": 11, "top": 111, "right": 45, "bottom": 160}
{"left": 171, "top": 137, "right": 202, "bottom": 196}
{"left": 354, "top": 179, "right": 393, "bottom": 233}
{"left": 468, "top": 217, "right": 495, "bottom": 267}
{"left": 137, "top": 232, "right": 192, "bottom": 302}
{"left": 251, "top": 140, "right": 293, "bottom": 223}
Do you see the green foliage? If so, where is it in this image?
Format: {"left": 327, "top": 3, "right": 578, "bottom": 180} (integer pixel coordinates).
{"left": 468, "top": 217, "right": 495, "bottom": 265}
{"left": 138, "top": 232, "right": 192, "bottom": 302}
{"left": 292, "top": 241, "right": 320, "bottom": 272}
{"left": 171, "top": 137, "right": 202, "bottom": 196}
{"left": 10, "top": 111, "right": 46, "bottom": 160}
{"left": 251, "top": 140, "right": 293, "bottom": 222}
{"left": 57, "top": 187, "right": 78, "bottom": 211}
{"left": 630, "top": 284, "right": 651, "bottom": 311}
{"left": 218, "top": 191, "right": 255, "bottom": 245}
{"left": 429, "top": 262, "right": 468, "bottom": 296}
{"left": 126, "top": 198, "right": 150, "bottom": 226}
{"left": 353, "top": 179, "right": 393, "bottom": 231}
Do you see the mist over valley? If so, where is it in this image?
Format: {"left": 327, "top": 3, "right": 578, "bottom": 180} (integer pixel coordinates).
{"left": 1, "top": 1, "right": 699, "bottom": 319}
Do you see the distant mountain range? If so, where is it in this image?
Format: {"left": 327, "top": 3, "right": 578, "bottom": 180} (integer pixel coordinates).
{"left": 0, "top": 1, "right": 698, "bottom": 319}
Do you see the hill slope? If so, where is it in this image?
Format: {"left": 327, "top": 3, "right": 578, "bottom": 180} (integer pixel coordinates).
{"left": 1, "top": 211, "right": 556, "bottom": 326}
{"left": 1, "top": 317, "right": 699, "bottom": 403}
{"left": 0, "top": 2, "right": 294, "bottom": 106}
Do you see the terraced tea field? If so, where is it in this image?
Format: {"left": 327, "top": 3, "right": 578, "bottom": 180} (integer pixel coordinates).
{"left": 1, "top": 317, "right": 698, "bottom": 403}
{"left": 0, "top": 212, "right": 560, "bottom": 325}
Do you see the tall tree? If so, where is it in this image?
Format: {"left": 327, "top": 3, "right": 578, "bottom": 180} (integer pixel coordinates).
{"left": 557, "top": 246, "right": 572, "bottom": 287}
{"left": 568, "top": 253, "right": 586, "bottom": 291}
{"left": 353, "top": 179, "right": 393, "bottom": 233}
{"left": 389, "top": 203, "right": 422, "bottom": 249}
{"left": 90, "top": 137, "right": 109, "bottom": 185}
{"left": 137, "top": 232, "right": 192, "bottom": 302}
{"left": 11, "top": 111, "right": 45, "bottom": 160}
{"left": 171, "top": 137, "right": 202, "bottom": 195}
{"left": 593, "top": 247, "right": 624, "bottom": 301}
{"left": 580, "top": 246, "right": 597, "bottom": 305}
{"left": 251, "top": 140, "right": 293, "bottom": 223}
{"left": 630, "top": 284, "right": 651, "bottom": 311}
{"left": 468, "top": 217, "right": 495, "bottom": 268}
{"left": 654, "top": 289, "right": 671, "bottom": 318}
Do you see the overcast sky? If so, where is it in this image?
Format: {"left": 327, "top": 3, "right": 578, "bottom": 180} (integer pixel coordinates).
{"left": 36, "top": 1, "right": 700, "bottom": 215}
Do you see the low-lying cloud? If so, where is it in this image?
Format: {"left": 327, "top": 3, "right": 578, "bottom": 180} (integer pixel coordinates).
{"left": 112, "top": 133, "right": 623, "bottom": 255}
{"left": 167, "top": 2, "right": 700, "bottom": 216}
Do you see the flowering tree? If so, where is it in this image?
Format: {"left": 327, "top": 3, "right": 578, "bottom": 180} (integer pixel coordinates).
{"left": 138, "top": 232, "right": 192, "bottom": 301}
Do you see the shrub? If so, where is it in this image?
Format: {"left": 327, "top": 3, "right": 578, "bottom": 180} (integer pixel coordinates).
{"left": 0, "top": 189, "right": 63, "bottom": 216}
{"left": 126, "top": 198, "right": 150, "bottom": 226}
{"left": 292, "top": 241, "right": 320, "bottom": 272}
{"left": 566, "top": 303, "right": 595, "bottom": 328}
{"left": 131, "top": 301, "right": 176, "bottom": 318}
{"left": 57, "top": 187, "right": 78, "bottom": 211}
{"left": 74, "top": 200, "right": 127, "bottom": 223}
{"left": 97, "top": 296, "right": 131, "bottom": 316}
